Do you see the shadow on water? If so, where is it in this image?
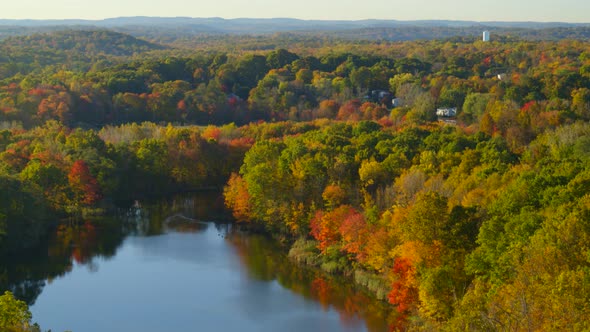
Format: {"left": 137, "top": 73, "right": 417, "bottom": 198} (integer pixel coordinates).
{"left": 1, "top": 192, "right": 398, "bottom": 331}
{"left": 0, "top": 192, "right": 226, "bottom": 306}
{"left": 0, "top": 217, "right": 126, "bottom": 306}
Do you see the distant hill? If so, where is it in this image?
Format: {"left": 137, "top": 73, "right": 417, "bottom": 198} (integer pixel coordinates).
{"left": 0, "top": 17, "right": 588, "bottom": 33}
{"left": 0, "top": 29, "right": 165, "bottom": 56}
{"left": 1, "top": 17, "right": 589, "bottom": 47}
{"left": 0, "top": 30, "right": 166, "bottom": 75}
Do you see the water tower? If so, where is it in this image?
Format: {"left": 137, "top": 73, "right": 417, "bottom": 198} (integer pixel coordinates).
{"left": 483, "top": 30, "right": 490, "bottom": 42}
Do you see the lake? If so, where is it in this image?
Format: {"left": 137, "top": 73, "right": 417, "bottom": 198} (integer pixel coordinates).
{"left": 2, "top": 194, "right": 392, "bottom": 332}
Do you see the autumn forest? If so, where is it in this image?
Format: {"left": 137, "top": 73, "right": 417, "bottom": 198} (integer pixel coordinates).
{"left": 1, "top": 24, "right": 590, "bottom": 331}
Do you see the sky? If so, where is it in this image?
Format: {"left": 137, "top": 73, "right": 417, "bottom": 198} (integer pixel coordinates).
{"left": 2, "top": 0, "right": 590, "bottom": 23}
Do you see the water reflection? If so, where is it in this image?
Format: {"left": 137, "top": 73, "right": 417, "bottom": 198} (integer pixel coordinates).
{"left": 0, "top": 193, "right": 225, "bottom": 306}
{"left": 1, "top": 193, "right": 396, "bottom": 332}
{"left": 227, "top": 233, "right": 394, "bottom": 332}
{"left": 120, "top": 193, "right": 229, "bottom": 235}
{"left": 0, "top": 217, "right": 125, "bottom": 305}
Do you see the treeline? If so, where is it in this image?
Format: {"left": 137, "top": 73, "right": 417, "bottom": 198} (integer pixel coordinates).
{"left": 225, "top": 119, "right": 590, "bottom": 330}
{"left": 4, "top": 24, "right": 590, "bottom": 46}
{"left": 0, "top": 121, "right": 252, "bottom": 253}
{"left": 1, "top": 32, "right": 590, "bottom": 133}
{"left": 313, "top": 26, "right": 590, "bottom": 42}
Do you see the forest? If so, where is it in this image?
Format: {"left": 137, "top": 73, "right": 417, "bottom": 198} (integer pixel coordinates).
{"left": 1, "top": 26, "right": 590, "bottom": 331}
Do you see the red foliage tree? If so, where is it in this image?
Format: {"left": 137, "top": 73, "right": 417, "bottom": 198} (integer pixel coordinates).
{"left": 68, "top": 160, "right": 101, "bottom": 206}
{"left": 337, "top": 99, "right": 362, "bottom": 121}
{"left": 387, "top": 257, "right": 419, "bottom": 314}
{"left": 310, "top": 210, "right": 327, "bottom": 247}
{"left": 339, "top": 209, "right": 368, "bottom": 261}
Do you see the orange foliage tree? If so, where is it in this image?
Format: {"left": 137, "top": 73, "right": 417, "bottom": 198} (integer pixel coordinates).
{"left": 202, "top": 126, "right": 222, "bottom": 141}
{"left": 310, "top": 205, "right": 356, "bottom": 252}
{"left": 310, "top": 205, "right": 368, "bottom": 255}
{"left": 223, "top": 173, "right": 252, "bottom": 222}
{"left": 322, "top": 184, "right": 347, "bottom": 209}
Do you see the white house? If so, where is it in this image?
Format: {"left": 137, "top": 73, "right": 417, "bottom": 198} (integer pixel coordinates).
{"left": 391, "top": 98, "right": 402, "bottom": 108}
{"left": 436, "top": 107, "right": 457, "bottom": 117}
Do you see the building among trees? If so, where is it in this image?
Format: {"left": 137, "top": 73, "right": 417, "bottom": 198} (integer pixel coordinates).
{"left": 436, "top": 107, "right": 457, "bottom": 117}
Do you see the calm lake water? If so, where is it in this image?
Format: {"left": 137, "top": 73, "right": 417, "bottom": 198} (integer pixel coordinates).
{"left": 2, "top": 194, "right": 392, "bottom": 332}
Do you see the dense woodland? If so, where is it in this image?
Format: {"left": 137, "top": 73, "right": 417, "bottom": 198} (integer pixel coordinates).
{"left": 1, "top": 26, "right": 590, "bottom": 331}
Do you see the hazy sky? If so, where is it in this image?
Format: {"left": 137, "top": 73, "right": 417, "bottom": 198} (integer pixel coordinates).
{"left": 3, "top": 0, "right": 590, "bottom": 23}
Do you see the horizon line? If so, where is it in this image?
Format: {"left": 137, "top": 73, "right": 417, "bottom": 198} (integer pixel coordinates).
{"left": 0, "top": 16, "right": 589, "bottom": 25}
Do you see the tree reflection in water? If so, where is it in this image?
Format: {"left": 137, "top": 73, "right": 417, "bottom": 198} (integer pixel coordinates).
{"left": 226, "top": 232, "right": 400, "bottom": 332}
{"left": 0, "top": 192, "right": 226, "bottom": 306}
{"left": 0, "top": 217, "right": 125, "bottom": 306}
{"left": 1, "top": 193, "right": 401, "bottom": 331}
